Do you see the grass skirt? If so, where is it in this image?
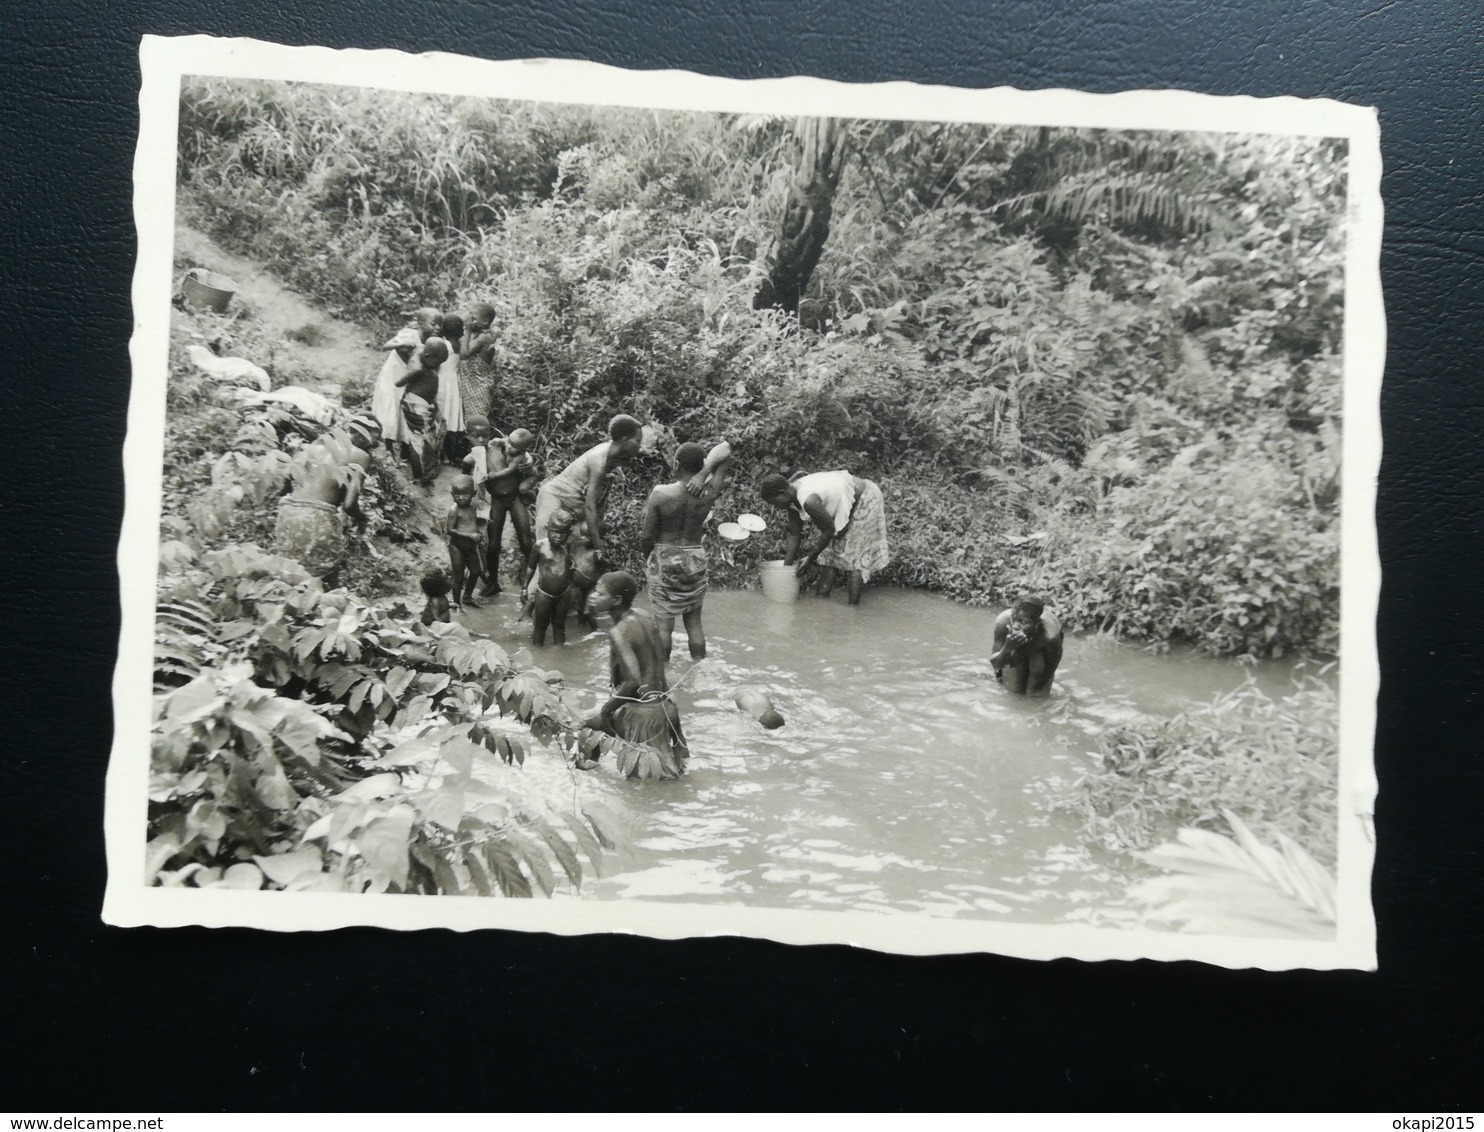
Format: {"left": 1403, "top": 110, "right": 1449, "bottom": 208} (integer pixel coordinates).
{"left": 609, "top": 697, "right": 688, "bottom": 780}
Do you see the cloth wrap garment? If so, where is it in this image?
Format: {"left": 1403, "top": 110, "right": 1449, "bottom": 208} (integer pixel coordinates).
{"left": 534, "top": 441, "right": 608, "bottom": 538}
{"left": 398, "top": 392, "right": 444, "bottom": 479}
{"left": 460, "top": 346, "right": 495, "bottom": 423}
{"left": 437, "top": 351, "right": 464, "bottom": 435}
{"left": 791, "top": 471, "right": 890, "bottom": 582}
{"left": 371, "top": 327, "right": 419, "bottom": 442}
{"left": 646, "top": 544, "right": 709, "bottom": 616}
{"left": 273, "top": 498, "right": 347, "bottom": 579}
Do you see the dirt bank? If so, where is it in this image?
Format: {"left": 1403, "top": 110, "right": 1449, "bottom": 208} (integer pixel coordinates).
{"left": 171, "top": 222, "right": 502, "bottom": 595}
{"left": 173, "top": 224, "right": 381, "bottom": 395}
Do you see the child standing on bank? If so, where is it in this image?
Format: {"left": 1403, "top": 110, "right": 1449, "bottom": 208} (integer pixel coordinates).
{"left": 482, "top": 426, "right": 538, "bottom": 595}
{"left": 444, "top": 474, "right": 487, "bottom": 611}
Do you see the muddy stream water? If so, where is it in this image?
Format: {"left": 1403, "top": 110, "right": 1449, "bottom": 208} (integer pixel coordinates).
{"left": 456, "top": 586, "right": 1314, "bottom": 928}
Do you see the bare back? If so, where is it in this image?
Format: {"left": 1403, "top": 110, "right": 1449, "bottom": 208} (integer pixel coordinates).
{"left": 647, "top": 481, "right": 713, "bottom": 546}
{"left": 608, "top": 608, "right": 670, "bottom": 692}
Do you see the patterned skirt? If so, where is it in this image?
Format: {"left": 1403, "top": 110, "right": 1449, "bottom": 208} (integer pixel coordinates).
{"left": 460, "top": 353, "right": 496, "bottom": 423}
{"left": 397, "top": 392, "right": 444, "bottom": 478}
{"left": 646, "top": 544, "right": 709, "bottom": 616}
{"left": 817, "top": 478, "right": 890, "bottom": 581}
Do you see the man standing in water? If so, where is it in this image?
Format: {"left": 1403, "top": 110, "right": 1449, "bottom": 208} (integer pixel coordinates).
{"left": 272, "top": 413, "right": 381, "bottom": 586}
{"left": 640, "top": 439, "right": 732, "bottom": 660}
{"left": 990, "top": 594, "right": 1064, "bottom": 695}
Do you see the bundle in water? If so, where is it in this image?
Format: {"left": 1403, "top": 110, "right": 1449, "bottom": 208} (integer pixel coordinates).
{"left": 734, "top": 687, "right": 785, "bottom": 730}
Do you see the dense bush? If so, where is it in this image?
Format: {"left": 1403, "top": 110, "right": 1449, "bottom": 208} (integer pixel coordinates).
{"left": 178, "top": 78, "right": 1345, "bottom": 658}
{"left": 1026, "top": 419, "right": 1340, "bottom": 657}
{"left": 1073, "top": 674, "right": 1339, "bottom": 867}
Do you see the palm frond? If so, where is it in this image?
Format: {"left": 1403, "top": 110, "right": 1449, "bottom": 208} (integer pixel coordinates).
{"left": 1129, "top": 809, "right": 1336, "bottom": 939}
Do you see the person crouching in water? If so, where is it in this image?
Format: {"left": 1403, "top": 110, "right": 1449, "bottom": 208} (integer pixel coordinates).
{"left": 523, "top": 509, "right": 576, "bottom": 646}
{"left": 582, "top": 571, "right": 689, "bottom": 780}
{"left": 640, "top": 439, "right": 732, "bottom": 660}
{"left": 990, "top": 594, "right": 1064, "bottom": 695}
{"left": 758, "top": 469, "right": 890, "bottom": 606}
{"left": 444, "top": 474, "right": 487, "bottom": 611}
{"left": 272, "top": 413, "right": 381, "bottom": 588}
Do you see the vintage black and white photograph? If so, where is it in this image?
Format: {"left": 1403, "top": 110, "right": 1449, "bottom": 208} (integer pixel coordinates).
{"left": 105, "top": 36, "right": 1381, "bottom": 967}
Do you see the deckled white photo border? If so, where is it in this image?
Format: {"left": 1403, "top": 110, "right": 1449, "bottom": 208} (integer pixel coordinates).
{"left": 105, "top": 33, "right": 1382, "bottom": 970}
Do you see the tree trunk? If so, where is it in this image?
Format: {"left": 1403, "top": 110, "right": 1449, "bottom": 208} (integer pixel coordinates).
{"left": 753, "top": 117, "right": 846, "bottom": 316}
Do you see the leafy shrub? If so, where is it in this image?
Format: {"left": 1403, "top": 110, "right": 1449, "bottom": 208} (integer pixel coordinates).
{"left": 152, "top": 282, "right": 629, "bottom": 895}
{"left": 1129, "top": 809, "right": 1336, "bottom": 939}
{"left": 176, "top": 78, "right": 1346, "bottom": 658}
{"left": 150, "top": 536, "right": 623, "bottom": 895}
{"left": 1028, "top": 422, "right": 1340, "bottom": 658}
{"left": 1074, "top": 674, "right": 1338, "bottom": 867}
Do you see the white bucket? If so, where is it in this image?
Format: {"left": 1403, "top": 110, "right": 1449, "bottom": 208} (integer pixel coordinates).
{"left": 759, "top": 559, "right": 799, "bottom": 604}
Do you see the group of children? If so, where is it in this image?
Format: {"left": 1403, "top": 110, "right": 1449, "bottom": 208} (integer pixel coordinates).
{"left": 407, "top": 405, "right": 731, "bottom": 781}
{"left": 370, "top": 302, "right": 498, "bottom": 485}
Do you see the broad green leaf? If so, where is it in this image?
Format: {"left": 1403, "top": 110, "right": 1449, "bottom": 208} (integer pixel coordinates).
{"left": 463, "top": 850, "right": 493, "bottom": 896}
{"left": 385, "top": 666, "right": 416, "bottom": 698}
{"left": 438, "top": 736, "right": 477, "bottom": 780}
{"left": 417, "top": 788, "right": 466, "bottom": 831}
{"left": 483, "top": 842, "right": 532, "bottom": 898}
{"left": 216, "top": 863, "right": 265, "bottom": 890}
{"left": 530, "top": 823, "right": 582, "bottom": 888}
{"left": 356, "top": 806, "right": 415, "bottom": 891}
{"left": 563, "top": 814, "right": 606, "bottom": 877}
{"left": 301, "top": 813, "right": 334, "bottom": 842}
{"left": 582, "top": 801, "right": 627, "bottom": 850}
{"left": 504, "top": 826, "right": 555, "bottom": 897}
{"left": 253, "top": 846, "right": 326, "bottom": 888}
{"left": 145, "top": 833, "right": 182, "bottom": 882}
{"left": 254, "top": 761, "right": 297, "bottom": 810}
{"left": 338, "top": 773, "right": 402, "bottom": 801}
{"left": 166, "top": 674, "right": 221, "bottom": 723}
{"left": 374, "top": 734, "right": 438, "bottom": 768}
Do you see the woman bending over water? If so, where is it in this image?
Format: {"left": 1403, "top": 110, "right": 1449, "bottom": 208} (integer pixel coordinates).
{"left": 759, "top": 469, "right": 890, "bottom": 605}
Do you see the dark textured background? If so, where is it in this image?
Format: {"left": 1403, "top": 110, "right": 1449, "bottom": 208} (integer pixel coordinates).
{"left": 4, "top": 0, "right": 1481, "bottom": 1111}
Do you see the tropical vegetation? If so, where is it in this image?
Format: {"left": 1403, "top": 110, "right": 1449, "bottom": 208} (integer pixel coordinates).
{"left": 151, "top": 77, "right": 1349, "bottom": 913}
